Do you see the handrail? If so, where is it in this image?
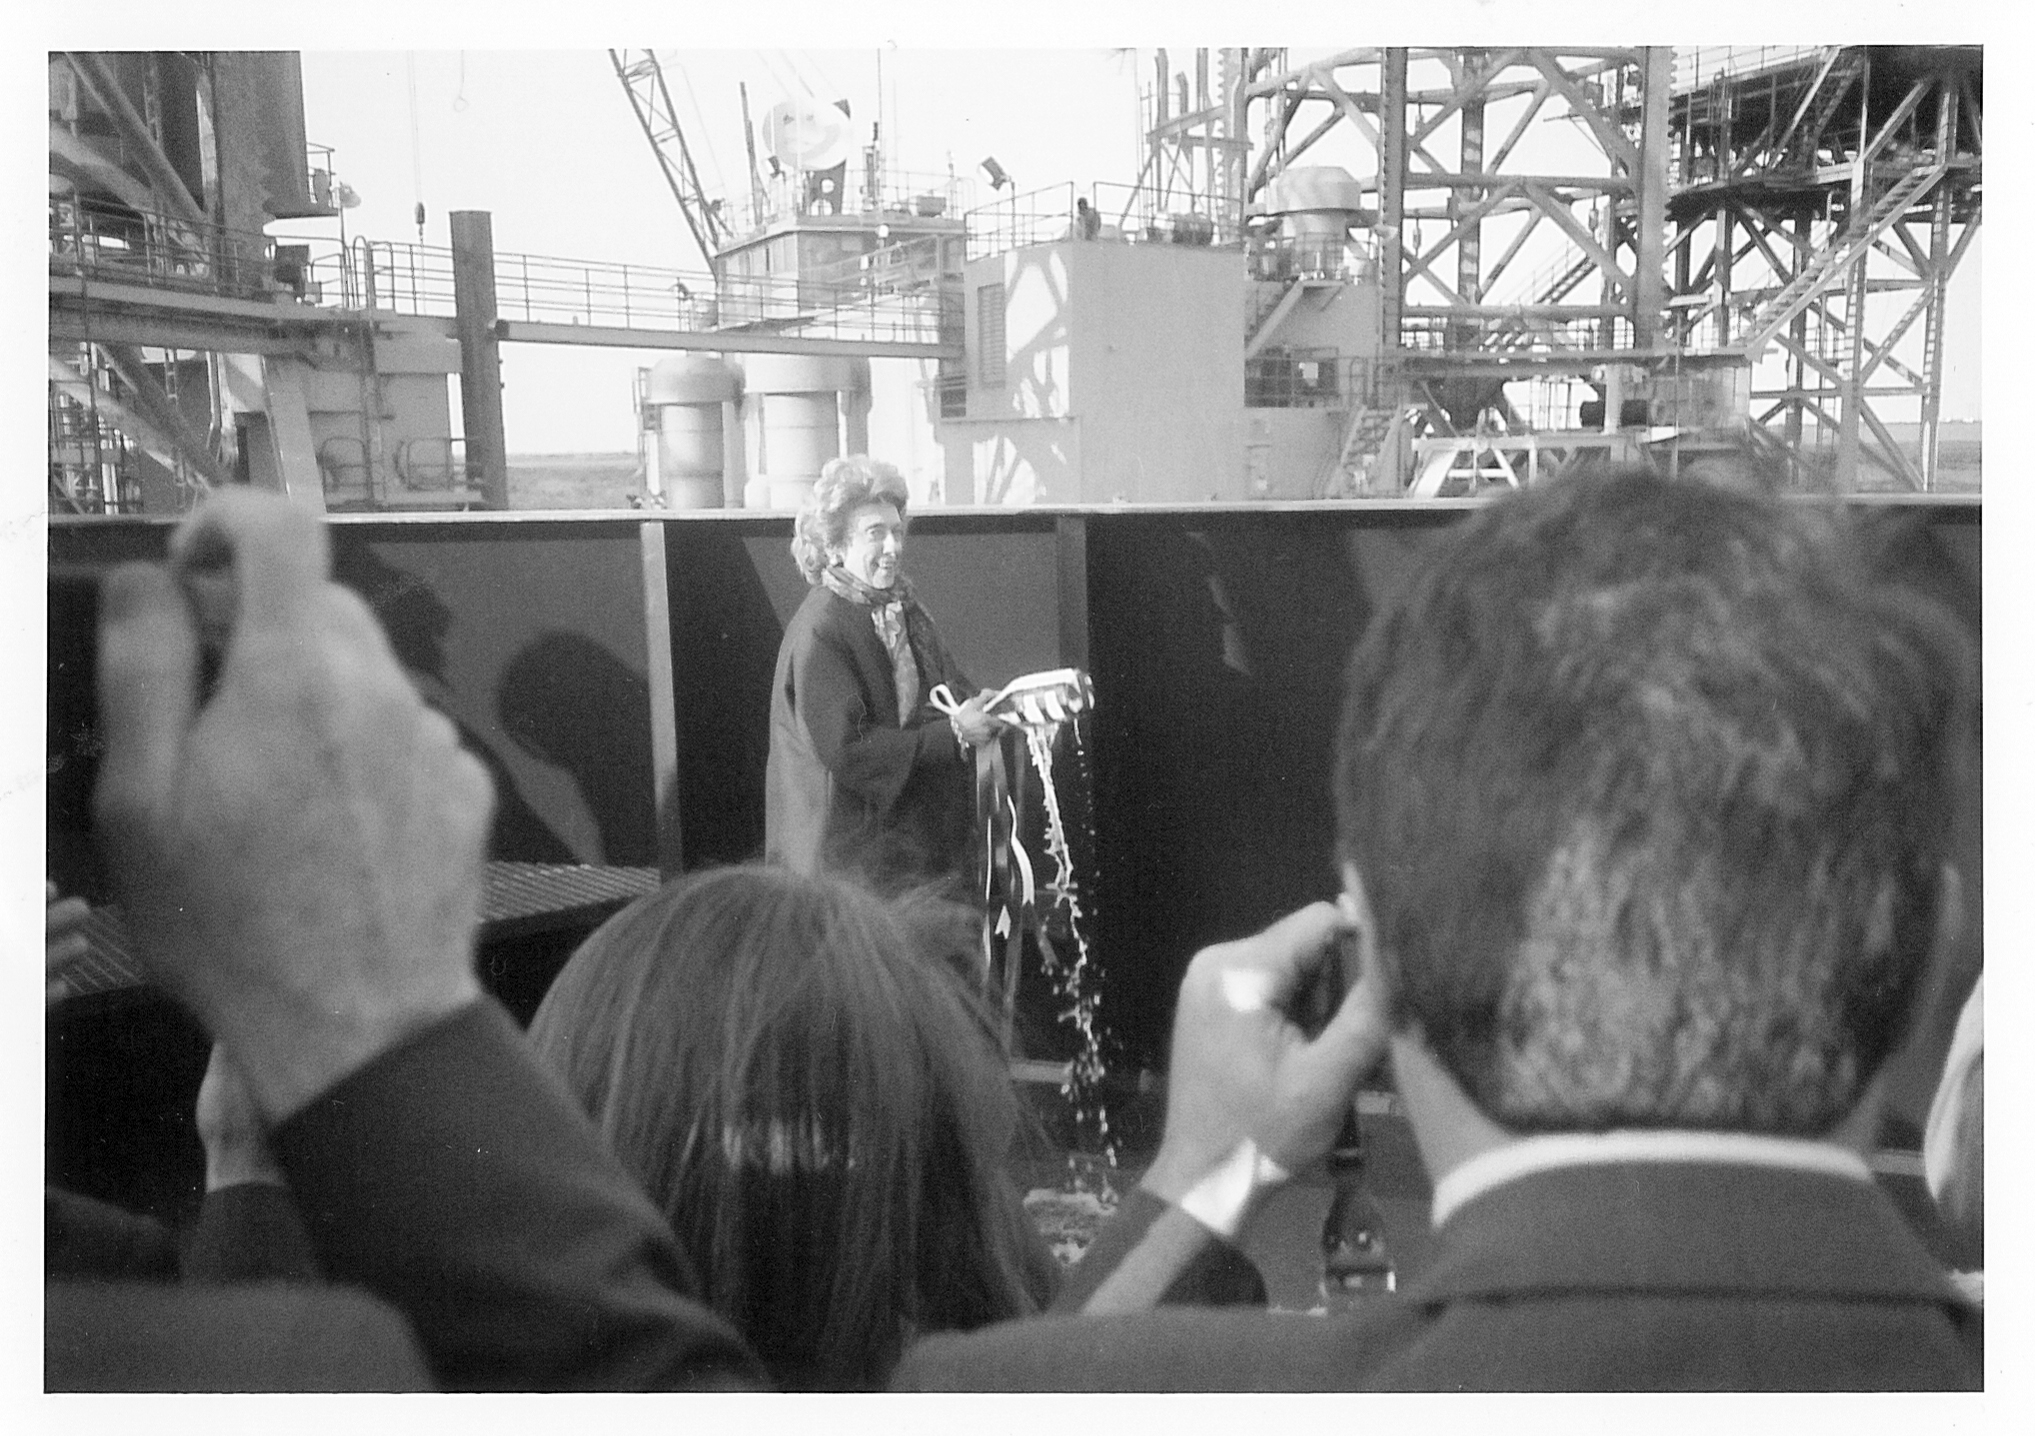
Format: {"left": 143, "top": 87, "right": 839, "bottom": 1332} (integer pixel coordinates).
{"left": 1671, "top": 46, "right": 1827, "bottom": 95}
{"left": 53, "top": 199, "right": 955, "bottom": 348}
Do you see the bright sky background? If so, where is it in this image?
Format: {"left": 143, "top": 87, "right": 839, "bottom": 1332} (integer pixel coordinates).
{"left": 292, "top": 43, "right": 1981, "bottom": 455}
{"left": 296, "top": 48, "right": 1152, "bottom": 454}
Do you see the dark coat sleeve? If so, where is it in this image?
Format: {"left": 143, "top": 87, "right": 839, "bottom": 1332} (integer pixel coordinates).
{"left": 270, "top": 999, "right": 766, "bottom": 1391}
{"left": 794, "top": 604, "right": 963, "bottom": 817}
{"left": 44, "top": 1187, "right": 179, "bottom": 1281}
{"left": 1048, "top": 1187, "right": 1268, "bottom": 1313}
{"left": 46, "top": 1279, "right": 435, "bottom": 1392}
{"left": 182, "top": 1182, "right": 322, "bottom": 1284}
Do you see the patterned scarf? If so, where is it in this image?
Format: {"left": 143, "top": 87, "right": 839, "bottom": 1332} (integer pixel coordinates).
{"left": 821, "top": 566, "right": 921, "bottom": 720}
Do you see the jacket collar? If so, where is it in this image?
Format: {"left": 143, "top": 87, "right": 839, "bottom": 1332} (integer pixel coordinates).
{"left": 1432, "top": 1129, "right": 1873, "bottom": 1226}
{"left": 1401, "top": 1158, "right": 1963, "bottom": 1307}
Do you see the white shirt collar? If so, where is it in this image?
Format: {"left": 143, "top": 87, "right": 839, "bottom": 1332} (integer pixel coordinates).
{"left": 1430, "top": 1129, "right": 1874, "bottom": 1228}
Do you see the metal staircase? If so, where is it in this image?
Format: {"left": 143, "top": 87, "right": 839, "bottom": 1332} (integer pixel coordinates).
{"left": 1246, "top": 275, "right": 1339, "bottom": 360}
{"left": 1740, "top": 161, "right": 1947, "bottom": 355}
{"left": 1322, "top": 401, "right": 1420, "bottom": 494}
{"left": 1781, "top": 48, "right": 1866, "bottom": 168}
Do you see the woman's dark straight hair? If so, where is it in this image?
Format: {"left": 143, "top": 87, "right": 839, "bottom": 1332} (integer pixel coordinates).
{"left": 527, "top": 863, "right": 1051, "bottom": 1389}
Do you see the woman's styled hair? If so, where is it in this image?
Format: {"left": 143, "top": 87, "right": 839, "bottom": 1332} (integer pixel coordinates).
{"left": 790, "top": 454, "right": 912, "bottom": 585}
{"left": 526, "top": 864, "right": 1051, "bottom": 1389}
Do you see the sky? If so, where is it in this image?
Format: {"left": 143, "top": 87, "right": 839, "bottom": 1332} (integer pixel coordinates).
{"left": 296, "top": 48, "right": 1151, "bottom": 454}
{"left": 291, "top": 43, "right": 1982, "bottom": 455}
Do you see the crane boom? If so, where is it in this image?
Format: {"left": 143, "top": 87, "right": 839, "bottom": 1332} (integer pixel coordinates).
{"left": 609, "top": 49, "right": 728, "bottom": 270}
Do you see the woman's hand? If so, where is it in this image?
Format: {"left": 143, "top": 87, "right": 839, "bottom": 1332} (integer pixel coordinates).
{"left": 950, "top": 690, "right": 1004, "bottom": 747}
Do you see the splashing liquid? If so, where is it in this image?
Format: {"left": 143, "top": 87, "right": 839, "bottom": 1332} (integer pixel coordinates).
{"left": 1021, "top": 718, "right": 1116, "bottom": 1193}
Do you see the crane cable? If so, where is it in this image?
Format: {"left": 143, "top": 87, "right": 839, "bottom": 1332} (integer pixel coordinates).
{"left": 667, "top": 54, "right": 730, "bottom": 205}
{"left": 797, "top": 51, "right": 839, "bottom": 101}
{"left": 758, "top": 50, "right": 808, "bottom": 103}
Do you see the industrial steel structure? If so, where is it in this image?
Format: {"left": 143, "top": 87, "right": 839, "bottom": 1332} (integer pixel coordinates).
{"left": 1660, "top": 46, "right": 1982, "bottom": 488}
{"left": 47, "top": 46, "right": 1981, "bottom": 515}
{"left": 1205, "top": 45, "right": 1981, "bottom": 492}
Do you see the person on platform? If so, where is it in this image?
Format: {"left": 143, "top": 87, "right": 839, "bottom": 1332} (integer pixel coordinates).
{"left": 893, "top": 463, "right": 1985, "bottom": 1390}
{"left": 526, "top": 864, "right": 1058, "bottom": 1388}
{"left": 765, "top": 454, "right": 999, "bottom": 888}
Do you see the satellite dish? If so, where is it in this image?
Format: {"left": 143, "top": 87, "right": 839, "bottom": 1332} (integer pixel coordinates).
{"left": 761, "top": 99, "right": 853, "bottom": 171}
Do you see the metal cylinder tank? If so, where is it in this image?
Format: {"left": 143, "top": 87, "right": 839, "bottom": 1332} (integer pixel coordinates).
{"left": 646, "top": 355, "right": 740, "bottom": 509}
{"left": 739, "top": 354, "right": 864, "bottom": 510}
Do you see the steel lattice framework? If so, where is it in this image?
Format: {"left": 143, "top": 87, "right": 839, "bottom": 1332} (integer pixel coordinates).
{"left": 1662, "top": 46, "right": 1982, "bottom": 488}
{"left": 1151, "top": 46, "right": 1980, "bottom": 491}
{"left": 1241, "top": 49, "right": 1673, "bottom": 364}
{"left": 610, "top": 49, "right": 731, "bottom": 274}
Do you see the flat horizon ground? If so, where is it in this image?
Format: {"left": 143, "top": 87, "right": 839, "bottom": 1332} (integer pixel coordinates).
{"left": 510, "top": 426, "right": 1983, "bottom": 511}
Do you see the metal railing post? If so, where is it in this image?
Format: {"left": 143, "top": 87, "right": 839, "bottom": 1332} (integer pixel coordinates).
{"left": 449, "top": 210, "right": 510, "bottom": 508}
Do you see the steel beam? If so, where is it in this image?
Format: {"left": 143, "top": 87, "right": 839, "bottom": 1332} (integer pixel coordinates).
{"left": 64, "top": 53, "right": 208, "bottom": 228}
{"left": 1452, "top": 50, "right": 1487, "bottom": 350}
{"left": 1633, "top": 48, "right": 1671, "bottom": 351}
{"left": 496, "top": 319, "right": 958, "bottom": 361}
{"left": 1379, "top": 50, "right": 1408, "bottom": 361}
{"left": 1918, "top": 84, "right": 1960, "bottom": 490}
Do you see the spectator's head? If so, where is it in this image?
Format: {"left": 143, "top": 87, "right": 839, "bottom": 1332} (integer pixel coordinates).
{"left": 792, "top": 455, "right": 911, "bottom": 586}
{"left": 527, "top": 864, "right": 1046, "bottom": 1389}
{"left": 1335, "top": 465, "right": 1975, "bottom": 1138}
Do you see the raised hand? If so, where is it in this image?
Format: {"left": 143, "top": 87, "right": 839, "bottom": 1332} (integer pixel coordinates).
{"left": 93, "top": 491, "right": 495, "bottom": 1121}
{"left": 1139, "top": 900, "right": 1392, "bottom": 1205}
{"left": 952, "top": 689, "right": 1004, "bottom": 747}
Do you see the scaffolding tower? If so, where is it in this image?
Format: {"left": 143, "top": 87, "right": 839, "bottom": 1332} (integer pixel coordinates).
{"left": 1152, "top": 46, "right": 1979, "bottom": 492}
{"left": 1661, "top": 46, "right": 1982, "bottom": 488}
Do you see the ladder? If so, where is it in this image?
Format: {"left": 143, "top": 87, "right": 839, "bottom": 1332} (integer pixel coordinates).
{"left": 1741, "top": 161, "right": 1946, "bottom": 356}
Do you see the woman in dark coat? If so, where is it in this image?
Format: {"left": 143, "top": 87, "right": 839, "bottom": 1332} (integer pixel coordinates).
{"left": 765, "top": 456, "right": 998, "bottom": 889}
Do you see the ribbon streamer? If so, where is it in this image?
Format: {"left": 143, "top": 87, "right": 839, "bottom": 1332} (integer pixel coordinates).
{"left": 932, "top": 671, "right": 1093, "bottom": 1051}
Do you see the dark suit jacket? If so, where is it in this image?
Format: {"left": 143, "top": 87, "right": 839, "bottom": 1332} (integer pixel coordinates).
{"left": 252, "top": 995, "right": 1278, "bottom": 1391}
{"left": 270, "top": 1000, "right": 766, "bottom": 1391}
{"left": 892, "top": 1160, "right": 1984, "bottom": 1391}
{"left": 46, "top": 1181, "right": 321, "bottom": 1285}
{"left": 46, "top": 1176, "right": 416, "bottom": 1390}
{"left": 46, "top": 1281, "right": 432, "bottom": 1391}
{"left": 765, "top": 583, "right": 973, "bottom": 884}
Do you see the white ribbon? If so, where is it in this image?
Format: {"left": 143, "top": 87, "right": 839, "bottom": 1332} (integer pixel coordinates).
{"left": 933, "top": 670, "right": 1094, "bottom": 730}
{"left": 927, "top": 683, "right": 974, "bottom": 721}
